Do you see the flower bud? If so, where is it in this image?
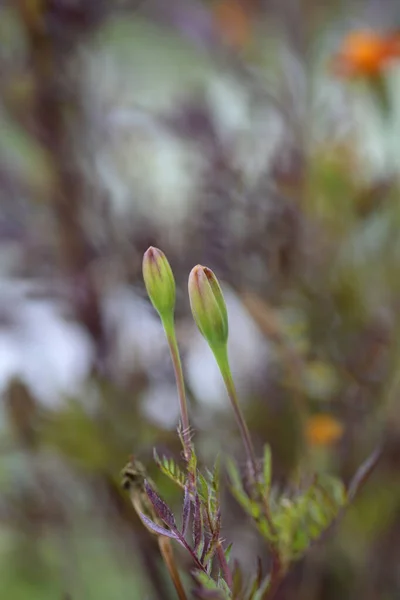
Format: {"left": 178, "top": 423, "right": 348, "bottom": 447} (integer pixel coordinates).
{"left": 188, "top": 265, "right": 228, "bottom": 348}
{"left": 143, "top": 247, "right": 176, "bottom": 323}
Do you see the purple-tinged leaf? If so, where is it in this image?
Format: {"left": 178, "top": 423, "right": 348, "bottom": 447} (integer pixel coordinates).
{"left": 212, "top": 508, "right": 221, "bottom": 538}
{"left": 193, "top": 492, "right": 203, "bottom": 552}
{"left": 145, "top": 480, "right": 177, "bottom": 531}
{"left": 139, "top": 513, "right": 181, "bottom": 542}
{"left": 182, "top": 485, "right": 191, "bottom": 537}
{"left": 193, "top": 590, "right": 226, "bottom": 600}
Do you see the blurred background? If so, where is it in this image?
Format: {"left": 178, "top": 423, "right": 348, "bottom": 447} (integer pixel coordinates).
{"left": 1, "top": 0, "right": 400, "bottom": 598}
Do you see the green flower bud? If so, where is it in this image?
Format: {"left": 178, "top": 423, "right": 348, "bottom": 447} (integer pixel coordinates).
{"left": 142, "top": 247, "right": 176, "bottom": 323}
{"left": 188, "top": 265, "right": 228, "bottom": 348}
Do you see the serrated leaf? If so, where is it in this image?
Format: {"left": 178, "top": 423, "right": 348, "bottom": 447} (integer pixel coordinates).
{"left": 211, "top": 455, "right": 221, "bottom": 495}
{"left": 145, "top": 480, "right": 177, "bottom": 531}
{"left": 226, "top": 460, "right": 274, "bottom": 540}
{"left": 198, "top": 472, "right": 210, "bottom": 504}
{"left": 208, "top": 493, "right": 220, "bottom": 528}
{"left": 153, "top": 449, "right": 186, "bottom": 490}
{"left": 188, "top": 444, "right": 198, "bottom": 474}
{"left": 182, "top": 485, "right": 191, "bottom": 537}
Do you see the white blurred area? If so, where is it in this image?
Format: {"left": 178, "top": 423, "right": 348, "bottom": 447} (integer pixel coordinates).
{"left": 104, "top": 285, "right": 272, "bottom": 428}
{"left": 0, "top": 276, "right": 271, "bottom": 430}
{"left": 78, "top": 16, "right": 400, "bottom": 247}
{"left": 0, "top": 280, "right": 94, "bottom": 408}
{"left": 79, "top": 17, "right": 286, "bottom": 238}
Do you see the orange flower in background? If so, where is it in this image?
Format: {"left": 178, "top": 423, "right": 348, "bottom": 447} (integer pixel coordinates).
{"left": 213, "top": 0, "right": 253, "bottom": 50}
{"left": 305, "top": 414, "right": 344, "bottom": 447}
{"left": 331, "top": 29, "right": 400, "bottom": 78}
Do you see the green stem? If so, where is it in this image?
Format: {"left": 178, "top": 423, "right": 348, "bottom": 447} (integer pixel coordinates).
{"left": 214, "top": 345, "right": 258, "bottom": 479}
{"left": 164, "top": 319, "right": 192, "bottom": 462}
{"left": 215, "top": 344, "right": 278, "bottom": 538}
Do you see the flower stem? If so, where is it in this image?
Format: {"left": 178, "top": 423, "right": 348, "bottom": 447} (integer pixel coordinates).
{"left": 214, "top": 345, "right": 258, "bottom": 479}
{"left": 164, "top": 319, "right": 192, "bottom": 462}
{"left": 215, "top": 345, "right": 278, "bottom": 537}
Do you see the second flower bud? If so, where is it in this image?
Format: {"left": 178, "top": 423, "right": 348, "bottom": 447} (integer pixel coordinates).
{"left": 188, "top": 265, "right": 228, "bottom": 349}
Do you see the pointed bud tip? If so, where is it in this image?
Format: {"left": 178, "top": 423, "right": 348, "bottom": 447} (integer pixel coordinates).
{"left": 188, "top": 264, "right": 228, "bottom": 348}
{"left": 142, "top": 247, "right": 176, "bottom": 322}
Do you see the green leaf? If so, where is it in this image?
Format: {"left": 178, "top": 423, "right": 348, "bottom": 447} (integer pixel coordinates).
{"left": 226, "top": 459, "right": 274, "bottom": 541}
{"left": 210, "top": 455, "right": 221, "bottom": 494}
{"left": 153, "top": 450, "right": 186, "bottom": 490}
{"left": 232, "top": 562, "right": 244, "bottom": 597}
{"left": 218, "top": 576, "right": 233, "bottom": 597}
{"left": 224, "top": 542, "right": 233, "bottom": 564}
{"left": 273, "top": 474, "right": 347, "bottom": 562}
{"left": 202, "top": 532, "right": 220, "bottom": 567}
{"left": 194, "top": 572, "right": 230, "bottom": 599}
{"left": 198, "top": 472, "right": 210, "bottom": 504}
{"left": 226, "top": 459, "right": 250, "bottom": 510}
{"left": 262, "top": 445, "right": 272, "bottom": 492}
{"left": 188, "top": 444, "right": 198, "bottom": 475}
{"left": 246, "top": 558, "right": 263, "bottom": 600}
{"left": 252, "top": 575, "right": 271, "bottom": 600}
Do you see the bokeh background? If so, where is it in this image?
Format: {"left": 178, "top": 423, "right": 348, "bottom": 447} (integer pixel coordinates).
{"left": 2, "top": 0, "right": 400, "bottom": 598}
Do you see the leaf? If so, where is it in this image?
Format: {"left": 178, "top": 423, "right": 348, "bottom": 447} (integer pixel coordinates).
{"left": 208, "top": 457, "right": 221, "bottom": 517}
{"left": 226, "top": 459, "right": 251, "bottom": 510}
{"left": 252, "top": 575, "right": 271, "bottom": 600}
{"left": 144, "top": 480, "right": 177, "bottom": 531}
{"left": 193, "top": 571, "right": 229, "bottom": 599}
{"left": 224, "top": 542, "right": 233, "bottom": 564}
{"left": 273, "top": 473, "right": 347, "bottom": 562}
{"left": 153, "top": 450, "right": 186, "bottom": 490}
{"left": 246, "top": 558, "right": 263, "bottom": 599}
{"left": 188, "top": 444, "right": 198, "bottom": 474}
{"left": 318, "top": 474, "right": 347, "bottom": 507}
{"left": 193, "top": 590, "right": 226, "bottom": 600}
{"left": 262, "top": 445, "right": 272, "bottom": 492}
{"left": 182, "top": 485, "right": 191, "bottom": 537}
{"left": 218, "top": 576, "right": 232, "bottom": 596}
{"left": 198, "top": 472, "right": 210, "bottom": 504}
{"left": 200, "top": 535, "right": 211, "bottom": 564}
{"left": 226, "top": 460, "right": 273, "bottom": 540}
{"left": 193, "top": 492, "right": 204, "bottom": 553}
{"left": 232, "top": 561, "right": 244, "bottom": 597}
{"left": 202, "top": 529, "right": 220, "bottom": 567}
{"left": 138, "top": 513, "right": 181, "bottom": 542}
